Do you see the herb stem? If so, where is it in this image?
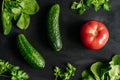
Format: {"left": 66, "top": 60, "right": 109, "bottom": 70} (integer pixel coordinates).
{"left": 0, "top": 74, "right": 10, "bottom": 78}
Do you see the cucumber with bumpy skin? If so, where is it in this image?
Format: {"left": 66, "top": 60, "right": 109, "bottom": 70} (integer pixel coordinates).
{"left": 17, "top": 34, "right": 45, "bottom": 68}
{"left": 47, "top": 4, "right": 63, "bottom": 51}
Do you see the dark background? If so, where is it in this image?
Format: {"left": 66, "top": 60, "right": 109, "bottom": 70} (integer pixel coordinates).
{"left": 0, "top": 0, "right": 120, "bottom": 80}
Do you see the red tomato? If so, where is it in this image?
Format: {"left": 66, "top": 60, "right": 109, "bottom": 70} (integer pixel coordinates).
{"left": 80, "top": 20, "right": 109, "bottom": 50}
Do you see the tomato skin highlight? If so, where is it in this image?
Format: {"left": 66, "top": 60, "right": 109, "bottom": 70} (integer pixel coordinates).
{"left": 80, "top": 20, "right": 109, "bottom": 50}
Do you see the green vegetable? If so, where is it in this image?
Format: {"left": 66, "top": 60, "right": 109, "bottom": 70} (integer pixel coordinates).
{"left": 81, "top": 55, "right": 120, "bottom": 80}
{"left": 108, "top": 55, "right": 120, "bottom": 80}
{"left": 54, "top": 63, "right": 76, "bottom": 80}
{"left": 17, "top": 34, "right": 45, "bottom": 68}
{"left": 1, "top": 8, "right": 13, "bottom": 35}
{"left": 19, "top": 0, "right": 39, "bottom": 15}
{"left": 71, "top": 0, "right": 111, "bottom": 15}
{"left": 47, "top": 4, "right": 63, "bottom": 51}
{"left": 90, "top": 62, "right": 103, "bottom": 80}
{"left": 82, "top": 70, "right": 95, "bottom": 80}
{"left": 0, "top": 59, "right": 29, "bottom": 80}
{"left": 1, "top": 0, "right": 39, "bottom": 35}
{"left": 17, "top": 13, "right": 30, "bottom": 29}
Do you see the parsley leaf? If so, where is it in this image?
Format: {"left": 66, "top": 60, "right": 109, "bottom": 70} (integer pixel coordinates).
{"left": 71, "top": 0, "right": 111, "bottom": 15}
{"left": 0, "top": 59, "right": 29, "bottom": 80}
{"left": 53, "top": 63, "right": 76, "bottom": 80}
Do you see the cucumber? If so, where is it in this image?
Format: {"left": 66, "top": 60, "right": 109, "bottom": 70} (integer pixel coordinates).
{"left": 47, "top": 4, "right": 63, "bottom": 51}
{"left": 17, "top": 34, "right": 45, "bottom": 68}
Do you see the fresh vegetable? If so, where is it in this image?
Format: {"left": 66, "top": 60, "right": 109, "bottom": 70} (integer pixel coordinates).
{"left": 54, "top": 63, "right": 76, "bottom": 80}
{"left": 17, "top": 34, "right": 45, "bottom": 68}
{"left": 71, "top": 0, "right": 111, "bottom": 15}
{"left": 1, "top": 0, "right": 39, "bottom": 35}
{"left": 82, "top": 55, "right": 120, "bottom": 80}
{"left": 47, "top": 4, "right": 63, "bottom": 51}
{"left": 0, "top": 59, "right": 29, "bottom": 80}
{"left": 80, "top": 20, "right": 109, "bottom": 50}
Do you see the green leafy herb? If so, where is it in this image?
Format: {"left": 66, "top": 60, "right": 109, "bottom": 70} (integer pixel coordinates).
{"left": 0, "top": 59, "right": 29, "bottom": 80}
{"left": 82, "top": 70, "right": 95, "bottom": 80}
{"left": 17, "top": 13, "right": 30, "bottom": 29}
{"left": 1, "top": 0, "right": 39, "bottom": 35}
{"left": 108, "top": 55, "right": 120, "bottom": 80}
{"left": 71, "top": 0, "right": 111, "bottom": 15}
{"left": 81, "top": 55, "right": 120, "bottom": 80}
{"left": 19, "top": 0, "right": 39, "bottom": 15}
{"left": 90, "top": 62, "right": 103, "bottom": 80}
{"left": 53, "top": 63, "right": 76, "bottom": 80}
{"left": 1, "top": 8, "right": 13, "bottom": 35}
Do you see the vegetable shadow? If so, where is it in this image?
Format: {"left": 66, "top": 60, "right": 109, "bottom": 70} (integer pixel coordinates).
{"left": 66, "top": 20, "right": 86, "bottom": 48}
{"left": 7, "top": 33, "right": 29, "bottom": 66}
{"left": 34, "top": 5, "right": 52, "bottom": 51}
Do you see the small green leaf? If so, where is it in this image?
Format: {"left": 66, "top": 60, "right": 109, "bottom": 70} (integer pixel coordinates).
{"left": 71, "top": 2, "right": 82, "bottom": 9}
{"left": 19, "top": 0, "right": 39, "bottom": 15}
{"left": 85, "top": 0, "right": 92, "bottom": 7}
{"left": 2, "top": 9, "right": 13, "bottom": 35}
{"left": 14, "top": 13, "right": 21, "bottom": 21}
{"left": 103, "top": 2, "right": 111, "bottom": 11}
{"left": 82, "top": 70, "right": 95, "bottom": 80}
{"left": 17, "top": 13, "right": 30, "bottom": 30}
{"left": 78, "top": 5, "right": 86, "bottom": 15}
{"left": 12, "top": 7, "right": 22, "bottom": 21}
{"left": 11, "top": 7, "right": 21, "bottom": 14}
{"left": 11, "top": 67, "right": 29, "bottom": 80}
{"left": 54, "top": 66, "right": 61, "bottom": 77}
{"left": 94, "top": 4, "right": 101, "bottom": 11}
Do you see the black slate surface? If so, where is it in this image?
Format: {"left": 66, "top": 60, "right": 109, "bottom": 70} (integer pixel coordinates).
{"left": 0, "top": 0, "right": 120, "bottom": 80}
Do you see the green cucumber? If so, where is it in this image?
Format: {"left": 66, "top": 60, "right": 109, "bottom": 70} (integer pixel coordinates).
{"left": 47, "top": 4, "right": 63, "bottom": 51}
{"left": 17, "top": 34, "right": 45, "bottom": 68}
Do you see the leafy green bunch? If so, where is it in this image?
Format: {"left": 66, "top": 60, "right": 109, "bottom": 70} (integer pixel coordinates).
{"left": 0, "top": 59, "right": 29, "bottom": 80}
{"left": 54, "top": 63, "right": 76, "bottom": 80}
{"left": 71, "top": 0, "right": 111, "bottom": 15}
{"left": 82, "top": 55, "right": 120, "bottom": 80}
{"left": 1, "top": 0, "right": 39, "bottom": 35}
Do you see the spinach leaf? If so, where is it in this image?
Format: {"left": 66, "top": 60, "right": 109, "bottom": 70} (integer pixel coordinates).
{"left": 17, "top": 13, "right": 30, "bottom": 29}
{"left": 11, "top": 6, "right": 22, "bottom": 21}
{"left": 2, "top": 9, "right": 13, "bottom": 35}
{"left": 19, "top": 0, "right": 39, "bottom": 15}
{"left": 1, "top": 0, "right": 39, "bottom": 35}
{"left": 13, "top": 11, "right": 21, "bottom": 21}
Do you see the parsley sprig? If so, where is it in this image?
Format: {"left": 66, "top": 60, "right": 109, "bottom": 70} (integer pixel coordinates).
{"left": 0, "top": 59, "right": 29, "bottom": 80}
{"left": 54, "top": 63, "right": 76, "bottom": 80}
{"left": 71, "top": 0, "right": 111, "bottom": 15}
